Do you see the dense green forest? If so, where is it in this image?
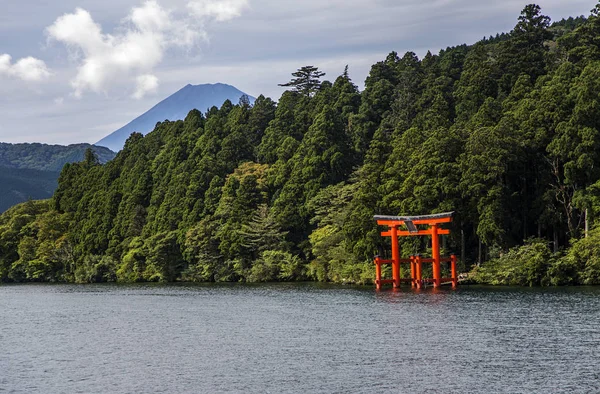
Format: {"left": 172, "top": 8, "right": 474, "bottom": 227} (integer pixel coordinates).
{"left": 2, "top": 4, "right": 600, "bottom": 286}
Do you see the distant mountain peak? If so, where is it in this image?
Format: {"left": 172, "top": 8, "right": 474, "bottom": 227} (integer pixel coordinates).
{"left": 96, "top": 83, "right": 254, "bottom": 152}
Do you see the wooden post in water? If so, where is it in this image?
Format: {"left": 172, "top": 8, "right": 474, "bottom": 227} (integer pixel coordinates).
{"left": 374, "top": 256, "right": 382, "bottom": 290}
{"left": 451, "top": 254, "right": 458, "bottom": 288}
{"left": 416, "top": 255, "right": 422, "bottom": 289}
{"left": 390, "top": 225, "right": 400, "bottom": 288}
{"left": 431, "top": 224, "right": 441, "bottom": 288}
{"left": 410, "top": 255, "right": 416, "bottom": 288}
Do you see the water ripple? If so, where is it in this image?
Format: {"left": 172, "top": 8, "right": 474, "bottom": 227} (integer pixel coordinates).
{"left": 1, "top": 283, "right": 599, "bottom": 393}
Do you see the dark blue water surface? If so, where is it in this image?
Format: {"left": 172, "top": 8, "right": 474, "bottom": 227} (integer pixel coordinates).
{"left": 1, "top": 283, "right": 599, "bottom": 393}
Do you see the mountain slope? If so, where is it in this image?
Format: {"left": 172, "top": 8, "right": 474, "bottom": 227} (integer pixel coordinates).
{"left": 96, "top": 83, "right": 254, "bottom": 151}
{"left": 0, "top": 143, "right": 115, "bottom": 212}
{"left": 0, "top": 143, "right": 115, "bottom": 172}
{"left": 0, "top": 166, "right": 59, "bottom": 212}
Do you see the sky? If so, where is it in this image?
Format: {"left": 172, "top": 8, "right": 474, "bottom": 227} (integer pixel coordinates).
{"left": 0, "top": 0, "right": 595, "bottom": 146}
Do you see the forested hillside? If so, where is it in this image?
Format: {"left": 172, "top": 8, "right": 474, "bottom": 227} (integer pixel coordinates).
{"left": 0, "top": 143, "right": 115, "bottom": 172}
{"left": 2, "top": 4, "right": 600, "bottom": 285}
{"left": 0, "top": 167, "right": 59, "bottom": 213}
{"left": 0, "top": 143, "right": 115, "bottom": 212}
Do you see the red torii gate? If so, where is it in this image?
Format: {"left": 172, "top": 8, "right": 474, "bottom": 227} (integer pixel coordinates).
{"left": 373, "top": 212, "right": 457, "bottom": 290}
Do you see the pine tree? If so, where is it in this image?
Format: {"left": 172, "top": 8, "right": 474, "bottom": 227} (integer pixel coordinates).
{"left": 279, "top": 66, "right": 326, "bottom": 96}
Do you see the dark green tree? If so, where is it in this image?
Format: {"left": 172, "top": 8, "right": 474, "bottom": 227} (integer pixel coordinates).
{"left": 279, "top": 66, "right": 326, "bottom": 96}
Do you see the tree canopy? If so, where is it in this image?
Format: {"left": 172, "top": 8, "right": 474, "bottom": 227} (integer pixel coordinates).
{"left": 2, "top": 4, "right": 600, "bottom": 286}
{"left": 279, "top": 66, "right": 326, "bottom": 96}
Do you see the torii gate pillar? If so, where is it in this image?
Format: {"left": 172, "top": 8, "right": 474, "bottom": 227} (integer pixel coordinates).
{"left": 390, "top": 225, "right": 400, "bottom": 288}
{"left": 431, "top": 224, "right": 441, "bottom": 287}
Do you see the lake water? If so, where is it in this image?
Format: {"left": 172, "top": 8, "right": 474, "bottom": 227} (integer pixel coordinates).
{"left": 1, "top": 283, "right": 599, "bottom": 393}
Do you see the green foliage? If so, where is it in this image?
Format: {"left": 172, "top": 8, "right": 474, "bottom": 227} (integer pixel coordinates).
{"left": 279, "top": 66, "right": 326, "bottom": 97}
{"left": 74, "top": 255, "right": 117, "bottom": 283}
{"left": 0, "top": 200, "right": 73, "bottom": 282}
{"left": 248, "top": 250, "right": 303, "bottom": 282}
{"left": 474, "top": 229, "right": 600, "bottom": 286}
{"left": 3, "top": 4, "right": 600, "bottom": 287}
{"left": 472, "top": 239, "right": 554, "bottom": 286}
{"left": 307, "top": 182, "right": 372, "bottom": 283}
{"left": 553, "top": 227, "right": 600, "bottom": 285}
{"left": 0, "top": 133, "right": 117, "bottom": 214}
{"left": 0, "top": 143, "right": 115, "bottom": 172}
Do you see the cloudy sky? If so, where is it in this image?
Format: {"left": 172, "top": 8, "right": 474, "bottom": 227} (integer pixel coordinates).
{"left": 0, "top": 0, "right": 594, "bottom": 146}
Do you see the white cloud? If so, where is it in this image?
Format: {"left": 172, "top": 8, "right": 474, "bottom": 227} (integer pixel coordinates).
{"left": 133, "top": 74, "right": 159, "bottom": 99}
{"left": 46, "top": 0, "right": 247, "bottom": 98}
{"left": 130, "top": 1, "right": 171, "bottom": 32}
{"left": 188, "top": 0, "right": 249, "bottom": 22}
{"left": 0, "top": 54, "right": 51, "bottom": 82}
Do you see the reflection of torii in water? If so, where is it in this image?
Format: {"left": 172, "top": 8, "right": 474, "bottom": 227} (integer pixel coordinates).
{"left": 373, "top": 212, "right": 457, "bottom": 290}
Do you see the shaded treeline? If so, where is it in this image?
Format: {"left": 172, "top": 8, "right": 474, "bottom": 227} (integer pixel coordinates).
{"left": 1, "top": 5, "right": 600, "bottom": 285}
